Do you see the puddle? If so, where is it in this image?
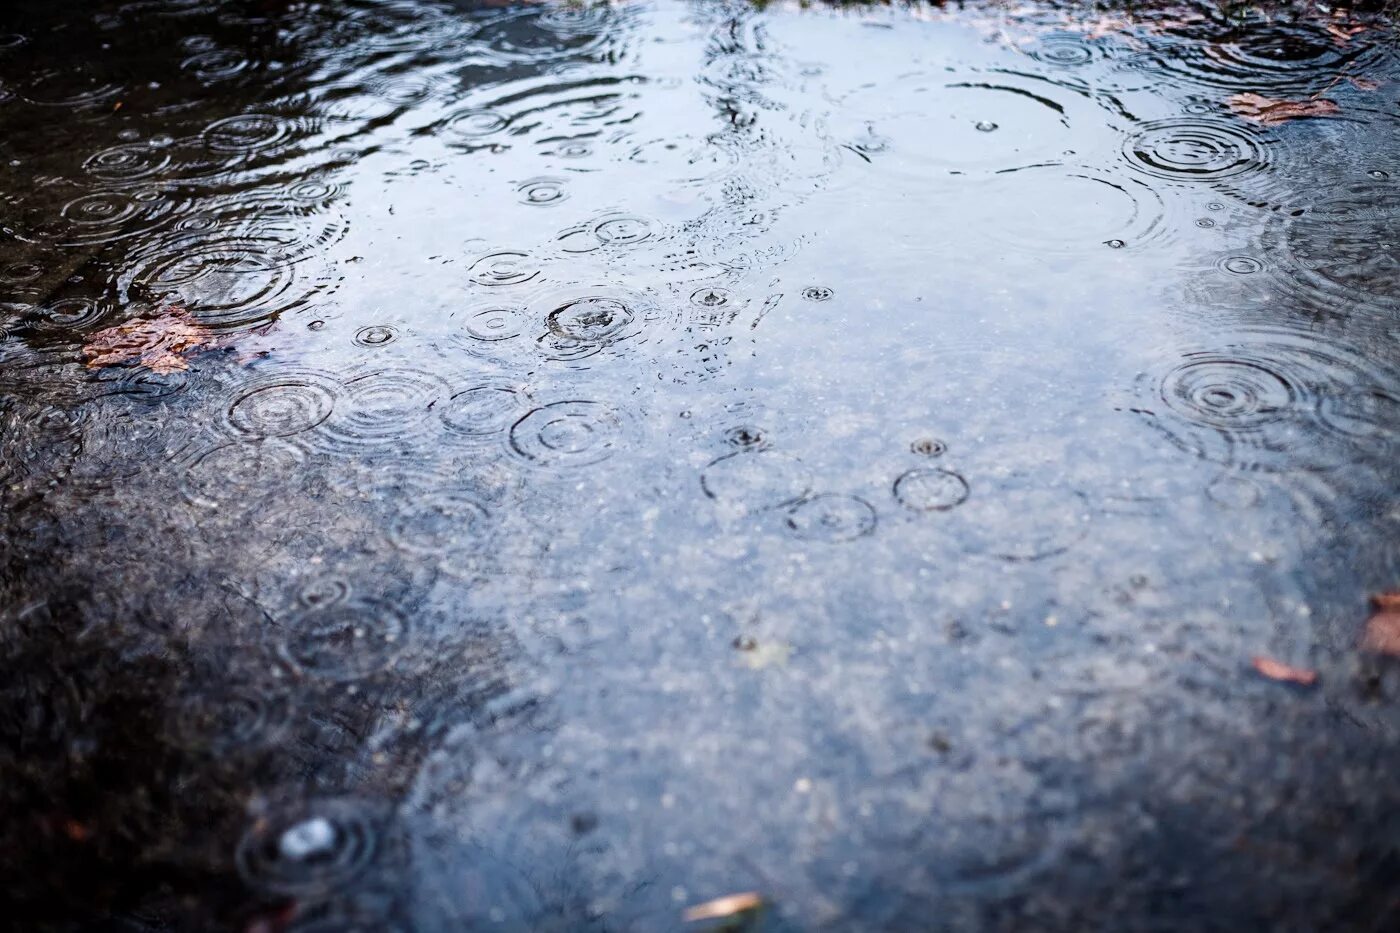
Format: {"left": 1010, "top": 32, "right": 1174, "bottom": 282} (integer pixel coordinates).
{"left": 1, "top": 0, "right": 1398, "bottom": 928}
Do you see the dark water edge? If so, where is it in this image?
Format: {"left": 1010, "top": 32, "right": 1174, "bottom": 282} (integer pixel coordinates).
{"left": 1, "top": 1, "right": 1399, "bottom": 930}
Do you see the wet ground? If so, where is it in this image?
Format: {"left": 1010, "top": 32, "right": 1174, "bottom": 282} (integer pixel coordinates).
{"left": 1, "top": 0, "right": 1399, "bottom": 929}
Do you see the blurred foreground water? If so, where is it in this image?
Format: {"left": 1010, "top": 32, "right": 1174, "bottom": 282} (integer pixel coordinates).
{"left": 1, "top": 1, "right": 1398, "bottom": 929}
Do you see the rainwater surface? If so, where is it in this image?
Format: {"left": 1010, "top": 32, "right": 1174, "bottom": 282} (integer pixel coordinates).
{"left": 1, "top": 0, "right": 1399, "bottom": 929}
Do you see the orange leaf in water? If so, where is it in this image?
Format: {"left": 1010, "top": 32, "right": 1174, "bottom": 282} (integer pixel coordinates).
{"left": 1372, "top": 592, "right": 1400, "bottom": 612}
{"left": 1326, "top": 22, "right": 1369, "bottom": 47}
{"left": 1361, "top": 592, "right": 1400, "bottom": 656}
{"left": 1349, "top": 76, "right": 1381, "bottom": 92}
{"left": 82, "top": 305, "right": 213, "bottom": 373}
{"left": 683, "top": 892, "right": 764, "bottom": 923}
{"left": 1228, "top": 93, "right": 1340, "bottom": 127}
{"left": 1251, "top": 656, "right": 1318, "bottom": 686}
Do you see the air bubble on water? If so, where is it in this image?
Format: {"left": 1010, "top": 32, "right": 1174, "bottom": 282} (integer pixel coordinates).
{"left": 280, "top": 817, "right": 337, "bottom": 861}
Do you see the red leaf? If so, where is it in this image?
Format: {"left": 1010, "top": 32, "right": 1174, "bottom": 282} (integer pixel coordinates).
{"left": 1251, "top": 656, "right": 1318, "bottom": 686}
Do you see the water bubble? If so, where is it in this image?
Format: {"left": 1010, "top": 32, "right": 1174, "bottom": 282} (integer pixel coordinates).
{"left": 910, "top": 438, "right": 947, "bottom": 457}
{"left": 182, "top": 48, "right": 250, "bottom": 82}
{"left": 473, "top": 5, "right": 618, "bottom": 63}
{"left": 203, "top": 113, "right": 296, "bottom": 153}
{"left": 124, "top": 235, "right": 305, "bottom": 330}
{"left": 32, "top": 296, "right": 109, "bottom": 330}
{"left": 1138, "top": 339, "right": 1384, "bottom": 471}
{"left": 388, "top": 489, "right": 492, "bottom": 557}
{"left": 1317, "top": 388, "right": 1400, "bottom": 447}
{"left": 0, "top": 261, "right": 43, "bottom": 283}
{"left": 1218, "top": 256, "right": 1263, "bottom": 275}
{"left": 509, "top": 400, "right": 631, "bottom": 468}
{"left": 440, "top": 384, "right": 527, "bottom": 438}
{"left": 289, "top": 179, "right": 344, "bottom": 207}
{"left": 974, "top": 120, "right": 998, "bottom": 133}
{"left": 1160, "top": 354, "right": 1297, "bottom": 430}
{"left": 1368, "top": 170, "right": 1389, "bottom": 180}
{"left": 724, "top": 425, "right": 767, "bottom": 449}
{"left": 281, "top": 598, "right": 408, "bottom": 680}
{"left": 1195, "top": 218, "right": 1215, "bottom": 228}
{"left": 955, "top": 485, "right": 1091, "bottom": 561}
{"left": 802, "top": 286, "right": 833, "bottom": 302}
{"left": 982, "top": 169, "right": 1165, "bottom": 255}
{"left": 785, "top": 494, "right": 877, "bottom": 542}
{"left": 517, "top": 177, "right": 568, "bottom": 206}
{"left": 468, "top": 250, "right": 539, "bottom": 287}
{"left": 701, "top": 450, "right": 813, "bottom": 510}
{"left": 235, "top": 799, "right": 379, "bottom": 895}
{"left": 1279, "top": 185, "right": 1400, "bottom": 309}
{"left": 1206, "top": 474, "right": 1262, "bottom": 509}
{"left": 894, "top": 468, "right": 970, "bottom": 511}
{"left": 62, "top": 191, "right": 141, "bottom": 226}
{"left": 592, "top": 214, "right": 653, "bottom": 246}
{"left": 226, "top": 374, "right": 338, "bottom": 438}
{"left": 546, "top": 296, "right": 635, "bottom": 344}
{"left": 169, "top": 682, "right": 289, "bottom": 753}
{"left": 462, "top": 306, "right": 526, "bottom": 341}
{"left": 322, "top": 369, "right": 448, "bottom": 448}
{"left": 354, "top": 324, "right": 398, "bottom": 347}
{"left": 446, "top": 109, "right": 509, "bottom": 140}
{"left": 298, "top": 575, "right": 349, "bottom": 609}
{"left": 1029, "top": 33, "right": 1101, "bottom": 67}
{"left": 1143, "top": 23, "right": 1382, "bottom": 96}
{"left": 1121, "top": 118, "right": 1266, "bottom": 183}
{"left": 690, "top": 287, "right": 732, "bottom": 308}
{"left": 180, "top": 440, "right": 307, "bottom": 510}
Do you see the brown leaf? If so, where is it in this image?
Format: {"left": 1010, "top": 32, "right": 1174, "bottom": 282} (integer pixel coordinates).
{"left": 1362, "top": 613, "right": 1400, "bottom": 656}
{"left": 82, "top": 305, "right": 214, "bottom": 373}
{"left": 683, "top": 892, "right": 764, "bottom": 923}
{"left": 1251, "top": 656, "right": 1318, "bottom": 686}
{"left": 1362, "top": 594, "right": 1400, "bottom": 656}
{"left": 1372, "top": 592, "right": 1400, "bottom": 612}
{"left": 1228, "top": 93, "right": 1340, "bottom": 127}
{"left": 1326, "top": 22, "right": 1369, "bottom": 47}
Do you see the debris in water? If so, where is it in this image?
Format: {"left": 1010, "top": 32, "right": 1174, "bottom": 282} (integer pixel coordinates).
{"left": 82, "top": 305, "right": 215, "bottom": 373}
{"left": 1228, "top": 93, "right": 1340, "bottom": 126}
{"left": 1251, "top": 655, "right": 1318, "bottom": 687}
{"left": 736, "top": 639, "right": 792, "bottom": 670}
{"left": 683, "top": 891, "right": 764, "bottom": 923}
{"left": 1360, "top": 592, "right": 1400, "bottom": 656}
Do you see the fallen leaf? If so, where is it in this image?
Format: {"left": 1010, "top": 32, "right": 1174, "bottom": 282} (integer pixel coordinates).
{"left": 683, "top": 892, "right": 764, "bottom": 923}
{"left": 1251, "top": 655, "right": 1318, "bottom": 687}
{"left": 1348, "top": 76, "right": 1381, "bottom": 92}
{"left": 1361, "top": 592, "right": 1400, "bottom": 656}
{"left": 82, "top": 305, "right": 214, "bottom": 373}
{"left": 1228, "top": 93, "right": 1340, "bottom": 126}
{"left": 1326, "top": 22, "right": 1369, "bottom": 47}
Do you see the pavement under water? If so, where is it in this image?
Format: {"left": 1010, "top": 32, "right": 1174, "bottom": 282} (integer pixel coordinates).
{"left": 0, "top": 0, "right": 1398, "bottom": 929}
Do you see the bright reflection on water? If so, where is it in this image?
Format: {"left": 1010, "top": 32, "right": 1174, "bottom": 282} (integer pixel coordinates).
{"left": 0, "top": 0, "right": 1398, "bottom": 928}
